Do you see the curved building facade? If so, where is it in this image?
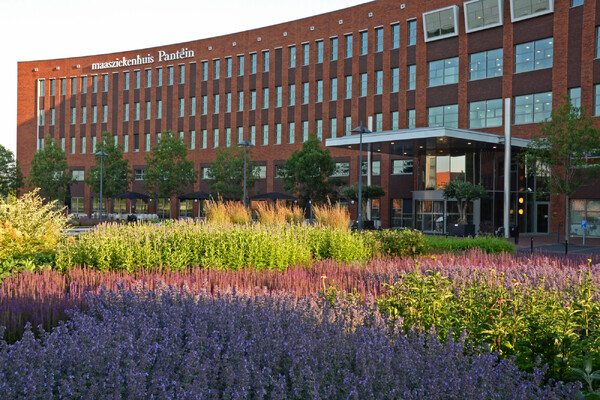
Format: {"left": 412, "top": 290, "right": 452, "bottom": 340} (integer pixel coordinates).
{"left": 16, "top": 0, "right": 600, "bottom": 235}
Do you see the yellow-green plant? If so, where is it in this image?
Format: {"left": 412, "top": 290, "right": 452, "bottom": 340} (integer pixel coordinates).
{"left": 0, "top": 189, "right": 69, "bottom": 263}
{"left": 257, "top": 203, "right": 304, "bottom": 225}
{"left": 313, "top": 202, "right": 349, "bottom": 230}
{"left": 205, "top": 201, "right": 229, "bottom": 225}
{"left": 227, "top": 202, "right": 252, "bottom": 225}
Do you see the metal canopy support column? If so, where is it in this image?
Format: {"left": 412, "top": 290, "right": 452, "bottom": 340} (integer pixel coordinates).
{"left": 504, "top": 98, "right": 511, "bottom": 239}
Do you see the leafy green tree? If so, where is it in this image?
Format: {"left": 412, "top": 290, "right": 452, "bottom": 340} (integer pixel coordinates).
{"left": 86, "top": 131, "right": 132, "bottom": 198}
{"left": 522, "top": 94, "right": 600, "bottom": 242}
{"left": 340, "top": 183, "right": 386, "bottom": 221}
{"left": 28, "top": 136, "right": 71, "bottom": 203}
{"left": 280, "top": 133, "right": 345, "bottom": 206}
{"left": 442, "top": 176, "right": 487, "bottom": 225}
{"left": 0, "top": 144, "right": 23, "bottom": 197}
{"left": 207, "top": 146, "right": 258, "bottom": 201}
{"left": 144, "top": 130, "right": 197, "bottom": 199}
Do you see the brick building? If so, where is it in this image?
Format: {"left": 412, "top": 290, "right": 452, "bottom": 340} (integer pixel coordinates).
{"left": 16, "top": 0, "right": 600, "bottom": 236}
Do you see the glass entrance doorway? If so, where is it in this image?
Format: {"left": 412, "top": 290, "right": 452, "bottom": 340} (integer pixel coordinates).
{"left": 536, "top": 202, "right": 549, "bottom": 233}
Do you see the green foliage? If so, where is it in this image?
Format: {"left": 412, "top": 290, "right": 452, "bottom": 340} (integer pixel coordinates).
{"left": 144, "top": 131, "right": 197, "bottom": 199}
{"left": 280, "top": 133, "right": 344, "bottom": 206}
{"left": 207, "top": 146, "right": 258, "bottom": 201}
{"left": 424, "top": 235, "right": 515, "bottom": 254}
{"left": 442, "top": 175, "right": 487, "bottom": 225}
{"left": 54, "top": 221, "right": 372, "bottom": 272}
{"left": 370, "top": 229, "right": 428, "bottom": 258}
{"left": 376, "top": 267, "right": 600, "bottom": 384}
{"left": 0, "top": 144, "right": 23, "bottom": 197}
{"left": 0, "top": 189, "right": 68, "bottom": 274}
{"left": 85, "top": 131, "right": 133, "bottom": 198}
{"left": 28, "top": 136, "right": 71, "bottom": 203}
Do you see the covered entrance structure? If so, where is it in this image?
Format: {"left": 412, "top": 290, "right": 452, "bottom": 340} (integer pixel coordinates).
{"left": 326, "top": 127, "right": 550, "bottom": 235}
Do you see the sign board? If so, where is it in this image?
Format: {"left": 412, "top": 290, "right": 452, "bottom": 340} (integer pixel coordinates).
{"left": 581, "top": 220, "right": 588, "bottom": 229}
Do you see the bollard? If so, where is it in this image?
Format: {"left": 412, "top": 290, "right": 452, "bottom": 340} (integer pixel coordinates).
{"left": 565, "top": 240, "right": 568, "bottom": 255}
{"left": 531, "top": 237, "right": 533, "bottom": 255}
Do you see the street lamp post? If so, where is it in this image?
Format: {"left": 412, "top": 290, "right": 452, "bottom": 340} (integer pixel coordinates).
{"left": 95, "top": 150, "right": 108, "bottom": 219}
{"left": 351, "top": 123, "right": 371, "bottom": 232}
{"left": 237, "top": 140, "right": 254, "bottom": 206}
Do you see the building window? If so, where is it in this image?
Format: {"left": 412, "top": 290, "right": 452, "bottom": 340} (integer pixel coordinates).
{"left": 374, "top": 113, "right": 383, "bottom": 132}
{"left": 201, "top": 130, "right": 208, "bottom": 149}
{"left": 134, "top": 133, "right": 139, "bottom": 152}
{"left": 71, "top": 77, "right": 76, "bottom": 94}
{"left": 250, "top": 126, "right": 256, "bottom": 145}
{"left": 360, "top": 31, "right": 368, "bottom": 55}
{"left": 238, "top": 91, "right": 244, "bottom": 111}
{"left": 123, "top": 72, "right": 129, "bottom": 90}
{"left": 360, "top": 73, "right": 368, "bottom": 97}
{"left": 226, "top": 57, "right": 232, "bottom": 78}
{"left": 103, "top": 75, "right": 109, "bottom": 92}
{"left": 316, "top": 80, "right": 323, "bottom": 103}
{"left": 316, "top": 40, "right": 324, "bottom": 63}
{"left": 48, "top": 79, "right": 54, "bottom": 96}
{"left": 255, "top": 166, "right": 267, "bottom": 179}
{"left": 469, "top": 99, "right": 503, "bottom": 128}
{"left": 572, "top": 0, "right": 583, "bottom": 6}
{"left": 81, "top": 106, "right": 87, "bottom": 124}
{"left": 423, "top": 5, "right": 459, "bottom": 42}
{"left": 332, "top": 162, "right": 350, "bottom": 177}
{"left": 103, "top": 105, "right": 108, "bottom": 123}
{"left": 597, "top": 27, "right": 600, "bottom": 59}
{"left": 375, "top": 27, "right": 384, "bottom": 52}
{"left": 225, "top": 93, "right": 231, "bottom": 113}
{"left": 157, "top": 67, "right": 163, "bottom": 86}
{"left": 276, "top": 86, "right": 282, "bottom": 107}
{"left": 428, "top": 57, "right": 459, "bottom": 86}
{"left": 214, "top": 94, "right": 220, "bottom": 114}
{"left": 61, "top": 78, "right": 66, "bottom": 95}
{"left": 39, "top": 109, "right": 44, "bottom": 126}
{"left": 91, "top": 136, "right": 96, "bottom": 152}
{"left": 238, "top": 55, "right": 244, "bottom": 76}
{"left": 469, "top": 48, "right": 503, "bottom": 80}
{"left": 123, "top": 103, "right": 129, "bottom": 122}
{"left": 345, "top": 34, "right": 353, "bottom": 58}
{"left": 81, "top": 137, "right": 86, "bottom": 154}
{"left": 331, "top": 37, "right": 338, "bottom": 61}
{"left": 50, "top": 108, "right": 55, "bottom": 125}
{"left": 362, "top": 160, "right": 381, "bottom": 176}
{"left": 330, "top": 77, "right": 338, "bottom": 101}
{"left": 263, "top": 87, "right": 269, "bottom": 109}
{"left": 237, "top": 127, "right": 243, "bottom": 144}
{"left": 465, "top": 0, "right": 502, "bottom": 32}
{"left": 168, "top": 66, "right": 174, "bottom": 85}
{"left": 289, "top": 46, "right": 296, "bottom": 68}
{"left": 408, "top": 20, "right": 417, "bottom": 46}
{"left": 225, "top": 128, "right": 231, "bottom": 147}
{"left": 263, "top": 51, "right": 269, "bottom": 72}
{"left": 375, "top": 70, "right": 383, "bottom": 95}
{"left": 134, "top": 70, "right": 140, "bottom": 89}
{"left": 213, "top": 129, "right": 219, "bottom": 148}
{"left": 515, "top": 38, "right": 553, "bottom": 73}
{"left": 81, "top": 76, "right": 87, "bottom": 94}
{"left": 179, "top": 65, "right": 185, "bottom": 84}
{"left": 262, "top": 125, "right": 269, "bottom": 145}
{"left": 316, "top": 119, "right": 323, "bottom": 140}
{"left": 146, "top": 69, "right": 151, "bottom": 88}
{"left": 179, "top": 98, "right": 184, "bottom": 117}
{"left": 428, "top": 104, "right": 459, "bottom": 128}
{"left": 302, "top": 121, "right": 309, "bottom": 142}
{"left": 391, "top": 68, "right": 400, "bottom": 92}
{"left": 145, "top": 134, "right": 151, "bottom": 152}
{"left": 71, "top": 107, "right": 76, "bottom": 125}
{"left": 123, "top": 134, "right": 129, "bottom": 153}
{"left": 275, "top": 123, "right": 282, "bottom": 145}
{"left": 289, "top": 84, "right": 295, "bottom": 106}
{"left": 391, "top": 24, "right": 400, "bottom": 49}
{"left": 595, "top": 85, "right": 600, "bottom": 116}
{"left": 201, "top": 61, "right": 208, "bottom": 80}
{"left": 214, "top": 59, "right": 220, "bottom": 79}
{"left": 514, "top": 92, "right": 553, "bottom": 124}
{"left": 407, "top": 65, "right": 417, "bottom": 90}
{"left": 157, "top": 100, "right": 162, "bottom": 119}
{"left": 250, "top": 90, "right": 256, "bottom": 110}
{"left": 569, "top": 87, "right": 581, "bottom": 109}
{"left": 303, "top": 43, "right": 310, "bottom": 65}
{"left": 72, "top": 169, "right": 85, "bottom": 182}
{"left": 330, "top": 118, "right": 337, "bottom": 138}
{"left": 202, "top": 167, "right": 211, "bottom": 180}
{"left": 345, "top": 76, "right": 352, "bottom": 99}
{"left": 250, "top": 53, "right": 257, "bottom": 74}
{"left": 190, "top": 97, "right": 196, "bottom": 116}
{"left": 391, "top": 111, "right": 399, "bottom": 130}
{"left": 392, "top": 159, "right": 414, "bottom": 174}
{"left": 344, "top": 116, "right": 352, "bottom": 135}
{"left": 510, "top": 0, "right": 553, "bottom": 22}
{"left": 288, "top": 122, "right": 295, "bottom": 144}
{"left": 92, "top": 106, "right": 97, "bottom": 123}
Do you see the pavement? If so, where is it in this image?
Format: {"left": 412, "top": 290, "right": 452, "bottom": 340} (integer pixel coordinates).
{"left": 515, "top": 234, "right": 600, "bottom": 258}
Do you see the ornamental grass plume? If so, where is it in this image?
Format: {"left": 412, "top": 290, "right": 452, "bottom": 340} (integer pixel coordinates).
{"left": 313, "top": 200, "right": 350, "bottom": 230}
{"left": 204, "top": 200, "right": 229, "bottom": 224}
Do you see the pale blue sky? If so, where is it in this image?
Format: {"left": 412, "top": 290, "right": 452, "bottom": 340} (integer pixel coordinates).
{"left": 0, "top": 0, "right": 368, "bottom": 155}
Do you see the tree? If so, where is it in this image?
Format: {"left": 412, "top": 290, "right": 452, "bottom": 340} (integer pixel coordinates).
{"left": 28, "top": 135, "right": 71, "bottom": 203}
{"left": 280, "top": 133, "right": 345, "bottom": 206}
{"left": 207, "top": 146, "right": 259, "bottom": 201}
{"left": 144, "top": 130, "right": 197, "bottom": 199}
{"left": 522, "top": 94, "right": 600, "bottom": 242}
{"left": 85, "top": 131, "right": 133, "bottom": 198}
{"left": 442, "top": 175, "right": 487, "bottom": 225}
{"left": 0, "top": 144, "right": 23, "bottom": 197}
{"left": 340, "top": 183, "right": 386, "bottom": 221}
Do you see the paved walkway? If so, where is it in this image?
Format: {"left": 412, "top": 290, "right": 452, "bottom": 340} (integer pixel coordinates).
{"left": 515, "top": 234, "right": 600, "bottom": 258}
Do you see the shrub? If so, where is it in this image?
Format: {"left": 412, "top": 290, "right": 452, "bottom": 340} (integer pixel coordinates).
{"left": 372, "top": 229, "right": 428, "bottom": 258}
{"left": 313, "top": 202, "right": 350, "bottom": 230}
{"left": 425, "top": 235, "right": 515, "bottom": 254}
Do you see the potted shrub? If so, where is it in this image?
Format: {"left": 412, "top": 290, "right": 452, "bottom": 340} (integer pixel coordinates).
{"left": 442, "top": 176, "right": 487, "bottom": 237}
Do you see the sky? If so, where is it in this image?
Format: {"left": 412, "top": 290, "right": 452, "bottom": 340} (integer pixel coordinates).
{"left": 0, "top": 0, "right": 369, "bottom": 156}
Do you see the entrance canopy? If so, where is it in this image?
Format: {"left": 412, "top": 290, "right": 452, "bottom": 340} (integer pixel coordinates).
{"left": 325, "top": 127, "right": 530, "bottom": 153}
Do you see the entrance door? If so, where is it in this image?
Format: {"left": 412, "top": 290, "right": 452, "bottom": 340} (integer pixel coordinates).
{"left": 536, "top": 202, "right": 549, "bottom": 233}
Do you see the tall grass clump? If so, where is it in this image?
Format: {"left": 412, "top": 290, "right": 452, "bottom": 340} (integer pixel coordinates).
{"left": 0, "top": 189, "right": 69, "bottom": 277}
{"left": 313, "top": 201, "right": 350, "bottom": 230}
{"left": 256, "top": 203, "right": 304, "bottom": 225}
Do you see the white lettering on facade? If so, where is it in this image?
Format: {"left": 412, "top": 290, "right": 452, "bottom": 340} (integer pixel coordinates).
{"left": 91, "top": 48, "right": 195, "bottom": 71}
